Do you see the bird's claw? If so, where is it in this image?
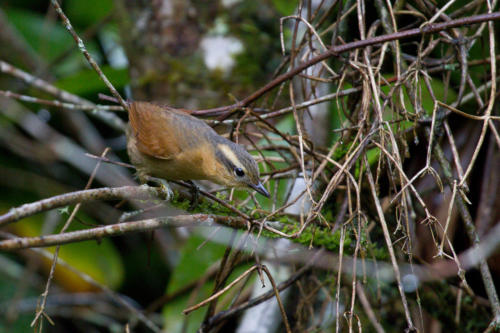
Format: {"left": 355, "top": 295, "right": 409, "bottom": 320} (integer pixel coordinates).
{"left": 143, "top": 176, "right": 173, "bottom": 201}
{"left": 158, "top": 182, "right": 173, "bottom": 201}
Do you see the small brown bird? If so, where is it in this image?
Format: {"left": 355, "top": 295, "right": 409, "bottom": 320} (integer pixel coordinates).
{"left": 126, "top": 101, "right": 269, "bottom": 199}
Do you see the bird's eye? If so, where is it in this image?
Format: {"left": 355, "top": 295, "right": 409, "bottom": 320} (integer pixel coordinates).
{"left": 234, "top": 167, "right": 245, "bottom": 177}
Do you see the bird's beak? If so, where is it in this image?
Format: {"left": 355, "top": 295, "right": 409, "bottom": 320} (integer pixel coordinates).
{"left": 250, "top": 182, "right": 270, "bottom": 198}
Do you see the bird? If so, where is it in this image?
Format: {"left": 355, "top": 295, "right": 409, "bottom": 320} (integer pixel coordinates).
{"left": 126, "top": 101, "right": 270, "bottom": 201}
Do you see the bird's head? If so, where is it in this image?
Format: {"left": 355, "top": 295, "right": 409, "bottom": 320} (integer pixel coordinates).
{"left": 212, "top": 142, "right": 270, "bottom": 198}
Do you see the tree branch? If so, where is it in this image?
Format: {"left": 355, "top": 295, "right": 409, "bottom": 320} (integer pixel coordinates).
{"left": 193, "top": 12, "right": 500, "bottom": 116}
{"left": 0, "top": 185, "right": 164, "bottom": 227}
{"left": 0, "top": 214, "right": 248, "bottom": 250}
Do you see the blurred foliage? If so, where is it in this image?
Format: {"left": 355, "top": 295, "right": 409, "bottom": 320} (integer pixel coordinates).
{"left": 64, "top": 0, "right": 113, "bottom": 27}
{"left": 4, "top": 7, "right": 102, "bottom": 77}
{"left": 54, "top": 66, "right": 128, "bottom": 96}
{"left": 1, "top": 204, "right": 124, "bottom": 291}
{"left": 0, "top": 259, "right": 39, "bottom": 333}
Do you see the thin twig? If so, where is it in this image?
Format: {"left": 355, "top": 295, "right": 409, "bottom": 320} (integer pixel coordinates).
{"left": 50, "top": 0, "right": 129, "bottom": 112}
{"left": 0, "top": 185, "right": 166, "bottom": 227}
{"left": 0, "top": 214, "right": 247, "bottom": 251}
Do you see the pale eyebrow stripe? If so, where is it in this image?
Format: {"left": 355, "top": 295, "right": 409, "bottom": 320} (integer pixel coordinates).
{"left": 217, "top": 144, "right": 246, "bottom": 171}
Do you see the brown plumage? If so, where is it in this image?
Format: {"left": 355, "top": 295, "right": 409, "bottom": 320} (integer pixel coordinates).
{"left": 126, "top": 101, "right": 269, "bottom": 197}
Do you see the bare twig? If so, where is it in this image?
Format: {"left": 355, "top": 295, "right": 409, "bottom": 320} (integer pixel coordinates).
{"left": 0, "top": 214, "right": 247, "bottom": 251}
{"left": 0, "top": 185, "right": 165, "bottom": 227}
{"left": 50, "top": 0, "right": 129, "bottom": 112}
{"left": 193, "top": 12, "right": 500, "bottom": 116}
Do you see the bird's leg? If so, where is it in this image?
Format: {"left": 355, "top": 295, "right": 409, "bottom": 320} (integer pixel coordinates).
{"left": 118, "top": 175, "right": 173, "bottom": 222}
{"left": 186, "top": 180, "right": 200, "bottom": 211}
{"left": 139, "top": 174, "right": 173, "bottom": 201}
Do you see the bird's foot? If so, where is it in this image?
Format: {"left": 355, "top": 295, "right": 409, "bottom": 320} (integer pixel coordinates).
{"left": 143, "top": 176, "right": 173, "bottom": 201}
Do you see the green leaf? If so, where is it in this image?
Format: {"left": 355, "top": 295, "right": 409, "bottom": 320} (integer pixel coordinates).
{"left": 4, "top": 8, "right": 102, "bottom": 75}
{"left": 57, "top": 234, "right": 124, "bottom": 289}
{"left": 3, "top": 205, "right": 124, "bottom": 290}
{"left": 0, "top": 258, "right": 39, "bottom": 332}
{"left": 380, "top": 75, "right": 457, "bottom": 116}
{"left": 162, "top": 233, "right": 253, "bottom": 332}
{"left": 272, "top": 0, "right": 298, "bottom": 16}
{"left": 5, "top": 8, "right": 73, "bottom": 61}
{"left": 65, "top": 0, "right": 114, "bottom": 27}
{"left": 54, "top": 66, "right": 129, "bottom": 96}
{"left": 166, "top": 236, "right": 226, "bottom": 293}
{"left": 162, "top": 235, "right": 226, "bottom": 332}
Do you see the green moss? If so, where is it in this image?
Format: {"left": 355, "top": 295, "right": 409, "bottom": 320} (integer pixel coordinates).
{"left": 260, "top": 228, "right": 283, "bottom": 239}
{"left": 333, "top": 144, "right": 350, "bottom": 160}
{"left": 170, "top": 193, "right": 378, "bottom": 255}
{"left": 320, "top": 228, "right": 353, "bottom": 251}
{"left": 281, "top": 223, "right": 354, "bottom": 252}
{"left": 170, "top": 190, "right": 260, "bottom": 217}
{"left": 170, "top": 191, "right": 235, "bottom": 216}
{"left": 278, "top": 216, "right": 290, "bottom": 224}
{"left": 365, "top": 242, "right": 389, "bottom": 260}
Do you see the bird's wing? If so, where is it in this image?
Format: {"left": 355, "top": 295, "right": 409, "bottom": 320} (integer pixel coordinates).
{"left": 128, "top": 101, "right": 183, "bottom": 159}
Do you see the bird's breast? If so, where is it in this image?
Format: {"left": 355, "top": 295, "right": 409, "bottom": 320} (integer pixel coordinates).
{"left": 128, "top": 135, "right": 218, "bottom": 181}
